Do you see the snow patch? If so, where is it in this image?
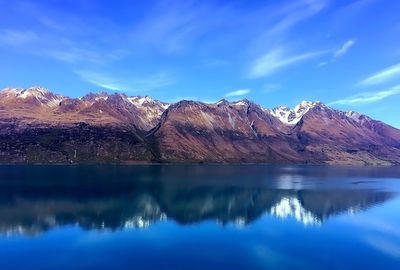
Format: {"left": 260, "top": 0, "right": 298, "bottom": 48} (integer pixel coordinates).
{"left": 270, "top": 101, "right": 325, "bottom": 125}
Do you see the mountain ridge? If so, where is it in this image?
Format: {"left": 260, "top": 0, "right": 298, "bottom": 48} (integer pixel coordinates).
{"left": 1, "top": 87, "right": 400, "bottom": 165}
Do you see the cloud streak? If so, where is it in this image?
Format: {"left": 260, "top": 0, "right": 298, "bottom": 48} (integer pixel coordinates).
{"left": 318, "top": 39, "right": 356, "bottom": 67}
{"left": 225, "top": 89, "right": 251, "bottom": 97}
{"left": 249, "top": 49, "right": 329, "bottom": 78}
{"left": 0, "top": 29, "right": 39, "bottom": 45}
{"left": 74, "top": 70, "right": 129, "bottom": 91}
{"left": 333, "top": 39, "right": 356, "bottom": 58}
{"left": 266, "top": 0, "right": 326, "bottom": 35}
{"left": 329, "top": 85, "right": 400, "bottom": 105}
{"left": 74, "top": 70, "right": 174, "bottom": 92}
{"left": 359, "top": 63, "right": 400, "bottom": 86}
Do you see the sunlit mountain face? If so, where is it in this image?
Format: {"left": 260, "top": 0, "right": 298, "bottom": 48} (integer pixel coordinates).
{"left": 0, "top": 165, "right": 397, "bottom": 235}
{"left": 1, "top": 87, "right": 400, "bottom": 165}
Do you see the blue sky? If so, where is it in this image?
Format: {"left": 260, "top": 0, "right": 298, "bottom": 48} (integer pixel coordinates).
{"left": 1, "top": 0, "right": 400, "bottom": 127}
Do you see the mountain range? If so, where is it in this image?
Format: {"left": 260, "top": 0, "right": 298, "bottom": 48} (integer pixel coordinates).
{"left": 1, "top": 87, "right": 400, "bottom": 165}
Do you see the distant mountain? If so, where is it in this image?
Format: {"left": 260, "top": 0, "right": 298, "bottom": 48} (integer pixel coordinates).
{"left": 0, "top": 87, "right": 168, "bottom": 130}
{"left": 1, "top": 87, "right": 400, "bottom": 165}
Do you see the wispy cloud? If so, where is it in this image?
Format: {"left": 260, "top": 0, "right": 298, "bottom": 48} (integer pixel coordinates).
{"left": 131, "top": 1, "right": 223, "bottom": 54}
{"left": 359, "top": 63, "right": 400, "bottom": 86}
{"left": 267, "top": 0, "right": 326, "bottom": 35}
{"left": 0, "top": 29, "right": 39, "bottom": 45}
{"left": 74, "top": 70, "right": 174, "bottom": 92}
{"left": 317, "top": 39, "right": 356, "bottom": 67}
{"left": 225, "top": 89, "right": 251, "bottom": 97}
{"left": 332, "top": 0, "right": 378, "bottom": 28}
{"left": 0, "top": 27, "right": 126, "bottom": 67}
{"left": 329, "top": 85, "right": 400, "bottom": 105}
{"left": 333, "top": 39, "right": 356, "bottom": 58}
{"left": 47, "top": 47, "right": 128, "bottom": 65}
{"left": 74, "top": 70, "right": 129, "bottom": 91}
{"left": 249, "top": 49, "right": 329, "bottom": 78}
{"left": 247, "top": 0, "right": 328, "bottom": 60}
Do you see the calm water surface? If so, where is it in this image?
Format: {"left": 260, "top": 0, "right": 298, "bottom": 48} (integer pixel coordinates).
{"left": 0, "top": 165, "right": 399, "bottom": 270}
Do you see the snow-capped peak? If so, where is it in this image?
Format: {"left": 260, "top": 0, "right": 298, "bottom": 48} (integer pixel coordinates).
{"left": 270, "top": 101, "right": 325, "bottom": 125}
{"left": 234, "top": 101, "right": 247, "bottom": 106}
{"left": 345, "top": 111, "right": 362, "bottom": 121}
{"left": 1, "top": 87, "right": 49, "bottom": 97}
{"left": 127, "top": 96, "right": 170, "bottom": 110}
{"left": 269, "top": 106, "right": 297, "bottom": 124}
{"left": 215, "top": 99, "right": 229, "bottom": 105}
{"left": 294, "top": 100, "right": 324, "bottom": 113}
{"left": 345, "top": 110, "right": 371, "bottom": 125}
{"left": 81, "top": 92, "right": 110, "bottom": 102}
{"left": 0, "top": 87, "right": 63, "bottom": 107}
{"left": 18, "top": 87, "right": 51, "bottom": 99}
{"left": 231, "top": 99, "right": 251, "bottom": 107}
{"left": 127, "top": 96, "right": 154, "bottom": 105}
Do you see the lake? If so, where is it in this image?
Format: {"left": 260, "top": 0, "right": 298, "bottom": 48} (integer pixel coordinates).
{"left": 0, "top": 165, "right": 399, "bottom": 270}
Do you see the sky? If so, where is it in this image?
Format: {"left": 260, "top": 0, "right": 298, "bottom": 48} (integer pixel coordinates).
{"left": 0, "top": 0, "right": 400, "bottom": 127}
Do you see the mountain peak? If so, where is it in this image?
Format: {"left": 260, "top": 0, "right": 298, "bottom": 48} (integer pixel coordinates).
{"left": 0, "top": 87, "right": 63, "bottom": 107}
{"left": 215, "top": 99, "right": 229, "bottom": 105}
{"left": 81, "top": 92, "right": 110, "bottom": 102}
{"left": 270, "top": 101, "right": 327, "bottom": 125}
{"left": 1, "top": 87, "right": 51, "bottom": 97}
{"left": 25, "top": 86, "right": 50, "bottom": 93}
{"left": 19, "top": 87, "right": 55, "bottom": 99}
{"left": 294, "top": 100, "right": 325, "bottom": 111}
{"left": 231, "top": 99, "right": 254, "bottom": 107}
{"left": 127, "top": 96, "right": 154, "bottom": 105}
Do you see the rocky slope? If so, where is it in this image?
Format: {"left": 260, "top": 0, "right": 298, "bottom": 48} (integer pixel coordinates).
{"left": 0, "top": 87, "right": 399, "bottom": 165}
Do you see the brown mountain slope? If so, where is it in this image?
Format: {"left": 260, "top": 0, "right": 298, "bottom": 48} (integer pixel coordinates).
{"left": 0, "top": 87, "right": 167, "bottom": 131}
{"left": 0, "top": 87, "right": 399, "bottom": 164}
{"left": 295, "top": 104, "right": 400, "bottom": 165}
{"left": 149, "top": 100, "right": 313, "bottom": 163}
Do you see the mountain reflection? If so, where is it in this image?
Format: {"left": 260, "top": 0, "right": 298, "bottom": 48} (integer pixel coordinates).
{"left": 0, "top": 165, "right": 398, "bottom": 235}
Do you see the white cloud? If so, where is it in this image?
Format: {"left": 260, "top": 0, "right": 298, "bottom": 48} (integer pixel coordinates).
{"left": 74, "top": 70, "right": 174, "bottom": 92}
{"left": 249, "top": 49, "right": 329, "bottom": 78}
{"left": 131, "top": 1, "right": 223, "bottom": 54}
{"left": 74, "top": 70, "right": 127, "bottom": 91}
{"left": 359, "top": 63, "right": 400, "bottom": 86}
{"left": 225, "top": 89, "right": 251, "bottom": 97}
{"left": 266, "top": 0, "right": 326, "bottom": 35}
{"left": 317, "top": 39, "right": 356, "bottom": 67}
{"left": 329, "top": 85, "right": 400, "bottom": 105}
{"left": 333, "top": 39, "right": 356, "bottom": 58}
